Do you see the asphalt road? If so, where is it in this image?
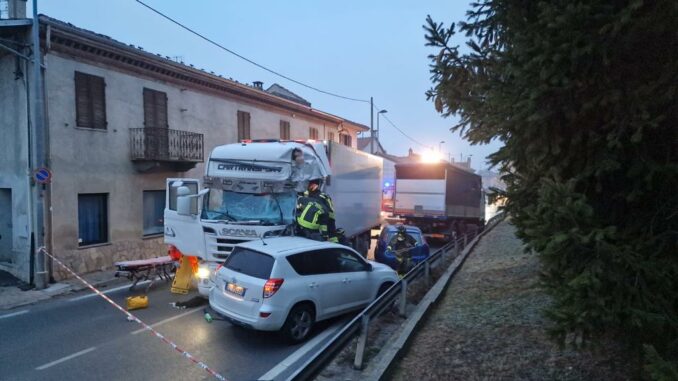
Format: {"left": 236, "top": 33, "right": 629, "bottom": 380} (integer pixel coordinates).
{"left": 0, "top": 279, "right": 345, "bottom": 381}
{"left": 0, "top": 237, "right": 442, "bottom": 381}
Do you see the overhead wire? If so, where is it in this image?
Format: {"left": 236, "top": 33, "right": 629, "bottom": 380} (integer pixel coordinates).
{"left": 372, "top": 103, "right": 430, "bottom": 148}
{"left": 135, "top": 0, "right": 370, "bottom": 103}
{"left": 135, "top": 1, "right": 432, "bottom": 150}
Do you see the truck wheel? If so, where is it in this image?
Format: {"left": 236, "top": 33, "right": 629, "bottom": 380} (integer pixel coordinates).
{"left": 281, "top": 304, "right": 315, "bottom": 343}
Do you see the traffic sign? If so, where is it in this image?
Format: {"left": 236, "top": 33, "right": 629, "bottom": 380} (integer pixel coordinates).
{"left": 33, "top": 167, "right": 52, "bottom": 184}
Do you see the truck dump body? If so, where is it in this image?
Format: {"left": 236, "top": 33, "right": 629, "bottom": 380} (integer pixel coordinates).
{"left": 325, "top": 142, "right": 383, "bottom": 238}
{"left": 394, "top": 162, "right": 483, "bottom": 223}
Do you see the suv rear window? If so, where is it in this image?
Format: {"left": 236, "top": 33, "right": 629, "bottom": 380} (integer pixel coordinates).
{"left": 224, "top": 248, "right": 274, "bottom": 279}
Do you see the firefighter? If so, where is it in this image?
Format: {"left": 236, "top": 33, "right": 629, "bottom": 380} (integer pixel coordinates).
{"left": 296, "top": 184, "right": 331, "bottom": 241}
{"left": 302, "top": 178, "right": 338, "bottom": 242}
{"left": 387, "top": 225, "right": 418, "bottom": 275}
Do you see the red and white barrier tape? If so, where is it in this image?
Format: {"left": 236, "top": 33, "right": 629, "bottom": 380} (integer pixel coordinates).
{"left": 38, "top": 247, "right": 227, "bottom": 381}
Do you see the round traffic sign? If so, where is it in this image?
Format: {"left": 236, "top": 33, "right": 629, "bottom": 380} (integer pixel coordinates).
{"left": 34, "top": 167, "right": 52, "bottom": 184}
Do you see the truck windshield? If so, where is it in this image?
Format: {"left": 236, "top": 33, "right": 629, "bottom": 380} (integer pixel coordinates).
{"left": 202, "top": 189, "right": 296, "bottom": 225}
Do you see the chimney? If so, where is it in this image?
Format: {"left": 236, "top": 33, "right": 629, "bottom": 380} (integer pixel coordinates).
{"left": 1, "top": 0, "right": 27, "bottom": 19}
{"left": 253, "top": 81, "right": 263, "bottom": 90}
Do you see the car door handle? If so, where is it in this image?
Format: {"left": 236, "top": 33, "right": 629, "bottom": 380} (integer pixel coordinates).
{"left": 342, "top": 278, "right": 351, "bottom": 284}
{"left": 309, "top": 282, "right": 318, "bottom": 288}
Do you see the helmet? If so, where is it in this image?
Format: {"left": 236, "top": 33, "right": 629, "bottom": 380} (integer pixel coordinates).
{"left": 396, "top": 225, "right": 407, "bottom": 241}
{"left": 307, "top": 177, "right": 322, "bottom": 192}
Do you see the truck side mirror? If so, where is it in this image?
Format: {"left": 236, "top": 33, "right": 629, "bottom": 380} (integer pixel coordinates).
{"left": 176, "top": 186, "right": 193, "bottom": 216}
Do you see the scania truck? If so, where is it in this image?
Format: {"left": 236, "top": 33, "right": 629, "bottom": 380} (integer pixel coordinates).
{"left": 164, "top": 140, "right": 383, "bottom": 296}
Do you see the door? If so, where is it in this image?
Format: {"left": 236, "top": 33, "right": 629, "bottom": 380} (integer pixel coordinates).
{"left": 143, "top": 88, "right": 169, "bottom": 159}
{"left": 164, "top": 179, "right": 206, "bottom": 258}
{"left": 0, "top": 189, "right": 11, "bottom": 261}
{"left": 335, "top": 248, "right": 373, "bottom": 307}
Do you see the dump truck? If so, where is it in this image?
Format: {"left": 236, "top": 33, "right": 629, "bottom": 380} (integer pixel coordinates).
{"left": 164, "top": 140, "right": 384, "bottom": 296}
{"left": 393, "top": 162, "right": 484, "bottom": 241}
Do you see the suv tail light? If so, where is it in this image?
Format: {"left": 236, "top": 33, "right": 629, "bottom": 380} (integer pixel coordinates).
{"left": 263, "top": 278, "right": 284, "bottom": 298}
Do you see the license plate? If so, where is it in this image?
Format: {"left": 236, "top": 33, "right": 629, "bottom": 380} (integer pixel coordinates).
{"left": 226, "top": 282, "right": 246, "bottom": 297}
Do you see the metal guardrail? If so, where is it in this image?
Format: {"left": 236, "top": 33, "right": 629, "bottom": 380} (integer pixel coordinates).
{"left": 288, "top": 213, "right": 506, "bottom": 381}
{"left": 129, "top": 127, "right": 204, "bottom": 162}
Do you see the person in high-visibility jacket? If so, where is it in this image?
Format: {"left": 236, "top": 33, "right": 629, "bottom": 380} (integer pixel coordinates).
{"left": 296, "top": 178, "right": 337, "bottom": 242}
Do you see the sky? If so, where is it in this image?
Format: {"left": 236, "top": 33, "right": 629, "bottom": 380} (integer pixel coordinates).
{"left": 31, "top": 0, "right": 502, "bottom": 170}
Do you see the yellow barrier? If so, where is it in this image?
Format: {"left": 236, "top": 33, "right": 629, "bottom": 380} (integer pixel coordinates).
{"left": 171, "top": 256, "right": 195, "bottom": 294}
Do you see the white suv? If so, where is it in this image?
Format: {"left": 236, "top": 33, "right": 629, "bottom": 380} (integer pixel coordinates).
{"left": 208, "top": 236, "right": 399, "bottom": 342}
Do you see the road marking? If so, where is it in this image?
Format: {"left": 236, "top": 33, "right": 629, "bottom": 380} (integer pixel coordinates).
{"left": 0, "top": 309, "right": 29, "bottom": 320}
{"left": 131, "top": 307, "right": 202, "bottom": 335}
{"left": 35, "top": 347, "right": 97, "bottom": 370}
{"left": 257, "top": 321, "right": 343, "bottom": 381}
{"left": 67, "top": 283, "right": 146, "bottom": 302}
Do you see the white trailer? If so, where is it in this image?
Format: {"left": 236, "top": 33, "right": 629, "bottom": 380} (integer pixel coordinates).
{"left": 164, "top": 140, "right": 383, "bottom": 296}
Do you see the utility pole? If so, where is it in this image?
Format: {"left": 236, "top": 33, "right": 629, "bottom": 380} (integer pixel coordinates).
{"left": 31, "top": 0, "right": 47, "bottom": 289}
{"left": 370, "top": 97, "right": 374, "bottom": 154}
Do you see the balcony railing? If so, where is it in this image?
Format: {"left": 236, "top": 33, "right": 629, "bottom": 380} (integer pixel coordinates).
{"left": 130, "top": 128, "right": 203, "bottom": 163}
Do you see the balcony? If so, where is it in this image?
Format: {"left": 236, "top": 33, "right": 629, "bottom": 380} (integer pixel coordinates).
{"left": 130, "top": 128, "right": 204, "bottom": 172}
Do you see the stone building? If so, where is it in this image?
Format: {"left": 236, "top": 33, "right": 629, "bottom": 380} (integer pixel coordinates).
{"left": 0, "top": 9, "right": 367, "bottom": 282}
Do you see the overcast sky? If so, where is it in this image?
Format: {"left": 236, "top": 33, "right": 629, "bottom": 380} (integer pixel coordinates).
{"left": 32, "top": 0, "right": 502, "bottom": 170}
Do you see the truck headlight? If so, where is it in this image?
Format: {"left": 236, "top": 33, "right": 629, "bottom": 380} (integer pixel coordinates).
{"left": 196, "top": 266, "right": 210, "bottom": 279}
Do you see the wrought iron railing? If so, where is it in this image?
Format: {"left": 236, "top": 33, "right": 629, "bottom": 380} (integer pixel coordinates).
{"left": 129, "top": 128, "right": 203, "bottom": 162}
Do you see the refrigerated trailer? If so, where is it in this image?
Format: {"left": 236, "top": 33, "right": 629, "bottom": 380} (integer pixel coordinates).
{"left": 164, "top": 140, "right": 384, "bottom": 296}
{"left": 393, "top": 162, "right": 484, "bottom": 241}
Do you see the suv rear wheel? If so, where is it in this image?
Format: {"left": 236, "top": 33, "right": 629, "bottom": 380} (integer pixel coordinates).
{"left": 281, "top": 304, "right": 314, "bottom": 343}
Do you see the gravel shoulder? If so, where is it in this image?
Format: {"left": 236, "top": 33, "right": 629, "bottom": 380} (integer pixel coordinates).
{"left": 388, "top": 220, "right": 635, "bottom": 381}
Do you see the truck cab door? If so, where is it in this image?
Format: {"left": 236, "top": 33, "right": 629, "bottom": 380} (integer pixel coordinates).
{"left": 164, "top": 178, "right": 207, "bottom": 259}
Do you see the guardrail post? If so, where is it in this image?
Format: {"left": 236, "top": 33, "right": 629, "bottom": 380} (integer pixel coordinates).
{"left": 455, "top": 239, "right": 460, "bottom": 257}
{"left": 353, "top": 314, "right": 370, "bottom": 370}
{"left": 424, "top": 260, "right": 430, "bottom": 288}
{"left": 463, "top": 234, "right": 468, "bottom": 248}
{"left": 399, "top": 279, "right": 408, "bottom": 317}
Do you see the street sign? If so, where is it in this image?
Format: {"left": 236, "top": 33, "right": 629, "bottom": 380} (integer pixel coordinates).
{"left": 33, "top": 167, "right": 52, "bottom": 184}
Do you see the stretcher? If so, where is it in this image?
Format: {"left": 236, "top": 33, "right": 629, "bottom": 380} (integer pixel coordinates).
{"left": 114, "top": 255, "right": 176, "bottom": 292}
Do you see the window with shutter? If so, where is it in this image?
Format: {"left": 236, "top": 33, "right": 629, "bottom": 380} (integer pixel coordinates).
{"left": 309, "top": 127, "right": 319, "bottom": 140}
{"left": 280, "top": 120, "right": 290, "bottom": 140}
{"left": 328, "top": 132, "right": 335, "bottom": 142}
{"left": 237, "top": 111, "right": 251, "bottom": 141}
{"left": 75, "top": 71, "right": 107, "bottom": 129}
{"left": 143, "top": 88, "right": 168, "bottom": 128}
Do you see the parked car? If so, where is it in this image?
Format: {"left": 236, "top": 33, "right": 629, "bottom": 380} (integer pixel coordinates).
{"left": 374, "top": 225, "right": 430, "bottom": 271}
{"left": 208, "top": 237, "right": 399, "bottom": 343}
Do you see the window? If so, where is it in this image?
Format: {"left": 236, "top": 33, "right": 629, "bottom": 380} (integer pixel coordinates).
{"left": 309, "top": 127, "right": 319, "bottom": 140}
{"left": 75, "top": 71, "right": 107, "bottom": 129}
{"left": 340, "top": 134, "right": 352, "bottom": 147}
{"left": 143, "top": 88, "right": 168, "bottom": 128}
{"left": 280, "top": 120, "right": 290, "bottom": 140}
{"left": 237, "top": 110, "right": 251, "bottom": 141}
{"left": 78, "top": 193, "right": 108, "bottom": 246}
{"left": 143, "top": 191, "right": 165, "bottom": 236}
{"left": 225, "top": 248, "right": 275, "bottom": 279}
{"left": 327, "top": 132, "right": 335, "bottom": 142}
{"left": 336, "top": 249, "right": 370, "bottom": 272}
{"left": 288, "top": 249, "right": 368, "bottom": 273}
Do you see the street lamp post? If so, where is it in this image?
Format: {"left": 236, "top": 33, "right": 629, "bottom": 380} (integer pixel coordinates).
{"left": 376, "top": 110, "right": 387, "bottom": 152}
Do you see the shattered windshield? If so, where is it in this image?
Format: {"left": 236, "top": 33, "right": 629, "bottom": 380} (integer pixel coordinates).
{"left": 202, "top": 189, "right": 296, "bottom": 225}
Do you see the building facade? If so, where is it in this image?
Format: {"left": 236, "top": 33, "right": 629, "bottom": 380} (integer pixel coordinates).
{"left": 0, "top": 13, "right": 367, "bottom": 282}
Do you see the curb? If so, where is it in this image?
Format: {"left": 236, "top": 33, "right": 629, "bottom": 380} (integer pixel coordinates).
{"left": 364, "top": 216, "right": 505, "bottom": 380}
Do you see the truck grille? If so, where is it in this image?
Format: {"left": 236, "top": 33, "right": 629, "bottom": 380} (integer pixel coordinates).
{"left": 206, "top": 235, "right": 250, "bottom": 259}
